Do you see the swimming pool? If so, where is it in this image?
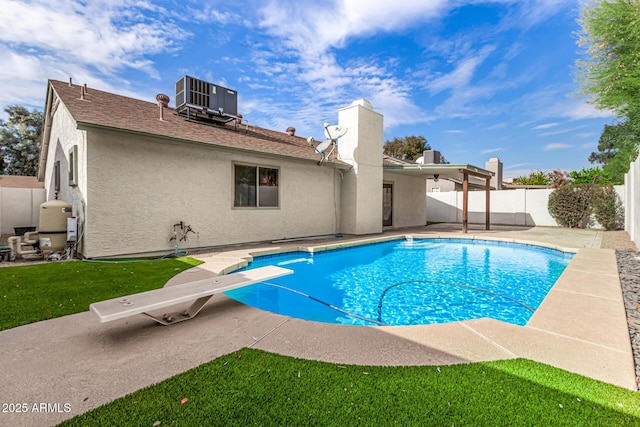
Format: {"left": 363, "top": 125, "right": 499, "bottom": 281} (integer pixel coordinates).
{"left": 224, "top": 238, "right": 574, "bottom": 326}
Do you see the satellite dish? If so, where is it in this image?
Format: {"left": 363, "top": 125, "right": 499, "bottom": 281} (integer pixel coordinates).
{"left": 315, "top": 140, "right": 333, "bottom": 153}
{"left": 324, "top": 124, "right": 348, "bottom": 140}
{"left": 307, "top": 123, "right": 349, "bottom": 165}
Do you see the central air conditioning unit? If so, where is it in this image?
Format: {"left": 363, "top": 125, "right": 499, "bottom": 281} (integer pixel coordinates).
{"left": 175, "top": 76, "right": 238, "bottom": 121}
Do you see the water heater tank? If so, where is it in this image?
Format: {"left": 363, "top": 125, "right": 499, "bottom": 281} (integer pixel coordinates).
{"left": 39, "top": 200, "right": 73, "bottom": 256}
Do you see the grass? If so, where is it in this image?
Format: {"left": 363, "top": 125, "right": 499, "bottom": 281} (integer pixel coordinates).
{"left": 0, "top": 257, "right": 201, "bottom": 331}
{"left": 60, "top": 348, "right": 640, "bottom": 427}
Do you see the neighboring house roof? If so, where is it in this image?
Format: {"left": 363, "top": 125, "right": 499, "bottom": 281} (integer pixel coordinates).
{"left": 383, "top": 155, "right": 415, "bottom": 165}
{"left": 41, "top": 79, "right": 351, "bottom": 178}
{"left": 0, "top": 175, "right": 44, "bottom": 188}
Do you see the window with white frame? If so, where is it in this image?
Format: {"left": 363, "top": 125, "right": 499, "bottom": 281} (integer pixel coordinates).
{"left": 234, "top": 164, "right": 279, "bottom": 208}
{"left": 68, "top": 145, "right": 78, "bottom": 186}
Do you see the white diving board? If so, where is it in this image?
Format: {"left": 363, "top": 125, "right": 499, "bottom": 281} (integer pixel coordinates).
{"left": 90, "top": 265, "right": 292, "bottom": 325}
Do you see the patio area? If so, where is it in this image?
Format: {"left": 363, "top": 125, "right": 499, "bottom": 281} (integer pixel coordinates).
{"left": 0, "top": 225, "right": 637, "bottom": 426}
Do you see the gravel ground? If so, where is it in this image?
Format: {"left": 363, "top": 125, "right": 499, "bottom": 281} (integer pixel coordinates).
{"left": 617, "top": 249, "right": 640, "bottom": 389}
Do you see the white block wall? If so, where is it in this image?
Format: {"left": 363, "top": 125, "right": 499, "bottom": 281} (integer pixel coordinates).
{"left": 427, "top": 186, "right": 626, "bottom": 228}
{"left": 0, "top": 187, "right": 45, "bottom": 235}
{"left": 625, "top": 156, "right": 640, "bottom": 248}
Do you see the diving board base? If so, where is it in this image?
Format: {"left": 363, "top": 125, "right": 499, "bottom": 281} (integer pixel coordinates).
{"left": 142, "top": 295, "right": 213, "bottom": 325}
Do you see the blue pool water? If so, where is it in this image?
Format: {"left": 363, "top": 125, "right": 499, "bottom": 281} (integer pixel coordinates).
{"left": 224, "top": 239, "right": 574, "bottom": 326}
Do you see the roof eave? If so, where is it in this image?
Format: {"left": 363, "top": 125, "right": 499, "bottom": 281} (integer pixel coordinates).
{"left": 76, "top": 121, "right": 353, "bottom": 171}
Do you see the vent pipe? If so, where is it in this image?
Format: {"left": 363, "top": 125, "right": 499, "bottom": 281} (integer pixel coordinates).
{"left": 286, "top": 126, "right": 296, "bottom": 136}
{"left": 156, "top": 93, "right": 170, "bottom": 121}
{"left": 68, "top": 77, "right": 73, "bottom": 87}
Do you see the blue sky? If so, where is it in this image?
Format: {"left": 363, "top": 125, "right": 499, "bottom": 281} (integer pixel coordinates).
{"left": 0, "top": 0, "right": 614, "bottom": 178}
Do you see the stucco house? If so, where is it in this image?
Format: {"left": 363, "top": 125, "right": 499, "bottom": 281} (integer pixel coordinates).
{"left": 37, "top": 78, "right": 491, "bottom": 258}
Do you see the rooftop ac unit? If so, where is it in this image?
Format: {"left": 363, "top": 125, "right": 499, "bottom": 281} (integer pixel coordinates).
{"left": 175, "top": 76, "right": 238, "bottom": 118}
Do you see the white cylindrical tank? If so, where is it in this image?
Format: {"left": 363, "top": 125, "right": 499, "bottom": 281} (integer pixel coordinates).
{"left": 38, "top": 200, "right": 73, "bottom": 256}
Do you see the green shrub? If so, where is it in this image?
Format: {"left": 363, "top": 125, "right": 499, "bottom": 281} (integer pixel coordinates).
{"left": 591, "top": 185, "right": 624, "bottom": 230}
{"left": 548, "top": 184, "right": 592, "bottom": 228}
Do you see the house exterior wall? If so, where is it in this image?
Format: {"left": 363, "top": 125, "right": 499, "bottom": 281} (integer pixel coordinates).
{"left": 383, "top": 172, "right": 426, "bottom": 228}
{"left": 43, "top": 101, "right": 87, "bottom": 231}
{"left": 427, "top": 179, "right": 456, "bottom": 193}
{"left": 83, "top": 129, "right": 341, "bottom": 258}
{"left": 338, "top": 99, "right": 383, "bottom": 234}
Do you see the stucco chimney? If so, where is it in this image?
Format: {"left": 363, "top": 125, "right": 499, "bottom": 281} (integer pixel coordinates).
{"left": 338, "top": 98, "right": 383, "bottom": 235}
{"left": 485, "top": 157, "right": 503, "bottom": 190}
{"left": 423, "top": 150, "right": 441, "bottom": 164}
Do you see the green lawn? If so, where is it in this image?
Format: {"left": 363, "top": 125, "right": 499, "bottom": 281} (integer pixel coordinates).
{"left": 60, "top": 348, "right": 640, "bottom": 426}
{"left": 0, "top": 257, "right": 201, "bottom": 331}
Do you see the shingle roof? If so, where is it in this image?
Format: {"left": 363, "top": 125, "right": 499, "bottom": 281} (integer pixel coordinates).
{"left": 47, "top": 80, "right": 350, "bottom": 169}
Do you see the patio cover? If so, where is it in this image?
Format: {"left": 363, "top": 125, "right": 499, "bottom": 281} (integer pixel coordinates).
{"left": 383, "top": 163, "right": 494, "bottom": 233}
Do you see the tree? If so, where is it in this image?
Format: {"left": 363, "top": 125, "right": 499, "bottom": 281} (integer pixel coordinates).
{"left": 383, "top": 135, "right": 450, "bottom": 163}
{"left": 512, "top": 170, "right": 552, "bottom": 186}
{"left": 568, "top": 166, "right": 612, "bottom": 185}
{"left": 0, "top": 106, "right": 44, "bottom": 176}
{"left": 576, "top": 0, "right": 640, "bottom": 181}
{"left": 576, "top": 0, "right": 640, "bottom": 118}
{"left": 588, "top": 119, "right": 639, "bottom": 184}
{"left": 383, "top": 135, "right": 428, "bottom": 160}
{"left": 549, "top": 169, "right": 569, "bottom": 188}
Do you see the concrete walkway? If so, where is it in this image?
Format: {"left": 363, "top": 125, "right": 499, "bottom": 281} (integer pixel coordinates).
{"left": 0, "top": 225, "right": 636, "bottom": 426}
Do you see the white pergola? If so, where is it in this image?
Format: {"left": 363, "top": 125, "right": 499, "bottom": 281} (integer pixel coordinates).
{"left": 383, "top": 163, "right": 495, "bottom": 233}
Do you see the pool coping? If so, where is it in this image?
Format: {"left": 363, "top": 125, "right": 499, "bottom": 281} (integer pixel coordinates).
{"left": 189, "top": 232, "right": 636, "bottom": 391}
{"left": 0, "top": 226, "right": 635, "bottom": 427}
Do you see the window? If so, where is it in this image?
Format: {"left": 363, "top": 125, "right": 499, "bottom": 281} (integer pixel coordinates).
{"left": 68, "top": 145, "right": 78, "bottom": 186}
{"left": 234, "top": 164, "right": 279, "bottom": 208}
{"left": 53, "top": 161, "right": 60, "bottom": 192}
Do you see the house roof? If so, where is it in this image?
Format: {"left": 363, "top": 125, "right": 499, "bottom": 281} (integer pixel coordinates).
{"left": 0, "top": 175, "right": 44, "bottom": 188}
{"left": 43, "top": 79, "right": 351, "bottom": 172}
{"left": 383, "top": 163, "right": 494, "bottom": 180}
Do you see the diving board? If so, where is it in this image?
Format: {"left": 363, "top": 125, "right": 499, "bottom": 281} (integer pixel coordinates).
{"left": 90, "top": 266, "right": 292, "bottom": 325}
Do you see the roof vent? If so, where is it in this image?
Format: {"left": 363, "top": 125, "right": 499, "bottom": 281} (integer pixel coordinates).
{"left": 286, "top": 127, "right": 295, "bottom": 136}
{"left": 175, "top": 76, "right": 238, "bottom": 125}
{"left": 156, "top": 93, "right": 170, "bottom": 107}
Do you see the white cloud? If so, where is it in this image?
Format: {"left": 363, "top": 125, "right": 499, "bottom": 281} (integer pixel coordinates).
{"left": 544, "top": 143, "right": 572, "bottom": 151}
{"left": 445, "top": 130, "right": 464, "bottom": 134}
{"left": 258, "top": 0, "right": 449, "bottom": 56}
{"left": 481, "top": 148, "right": 502, "bottom": 154}
{"left": 576, "top": 132, "right": 597, "bottom": 138}
{"left": 540, "top": 125, "right": 587, "bottom": 137}
{"left": 0, "top": 0, "right": 190, "bottom": 112}
{"left": 505, "top": 163, "right": 533, "bottom": 170}
{"left": 427, "top": 45, "right": 495, "bottom": 94}
{"left": 532, "top": 122, "right": 559, "bottom": 130}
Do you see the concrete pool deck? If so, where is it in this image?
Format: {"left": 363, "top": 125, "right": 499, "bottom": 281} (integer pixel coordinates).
{"left": 0, "top": 225, "right": 637, "bottom": 426}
